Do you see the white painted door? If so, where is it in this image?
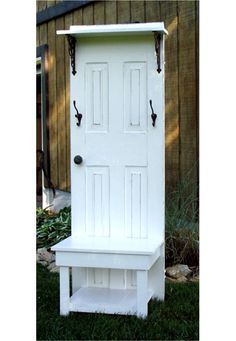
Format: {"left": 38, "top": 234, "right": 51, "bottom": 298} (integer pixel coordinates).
{"left": 70, "top": 35, "right": 164, "bottom": 288}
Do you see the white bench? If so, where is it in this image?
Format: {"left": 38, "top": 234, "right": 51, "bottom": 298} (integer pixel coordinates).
{"left": 52, "top": 236, "right": 165, "bottom": 318}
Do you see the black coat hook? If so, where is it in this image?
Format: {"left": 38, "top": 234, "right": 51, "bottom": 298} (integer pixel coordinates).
{"left": 73, "top": 100, "right": 82, "bottom": 126}
{"left": 149, "top": 100, "right": 157, "bottom": 127}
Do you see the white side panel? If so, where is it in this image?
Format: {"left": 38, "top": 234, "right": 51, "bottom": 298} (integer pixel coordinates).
{"left": 126, "top": 270, "right": 137, "bottom": 289}
{"left": 110, "top": 270, "right": 126, "bottom": 289}
{"left": 87, "top": 268, "right": 110, "bottom": 288}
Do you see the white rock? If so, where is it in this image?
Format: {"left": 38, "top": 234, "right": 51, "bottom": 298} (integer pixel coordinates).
{"left": 43, "top": 188, "right": 71, "bottom": 213}
{"left": 190, "top": 275, "right": 199, "bottom": 282}
{"left": 38, "top": 261, "right": 48, "bottom": 266}
{"left": 50, "top": 266, "right": 59, "bottom": 273}
{"left": 176, "top": 275, "right": 188, "bottom": 283}
{"left": 47, "top": 262, "right": 56, "bottom": 270}
{"left": 37, "top": 248, "right": 55, "bottom": 263}
{"left": 165, "top": 264, "right": 192, "bottom": 279}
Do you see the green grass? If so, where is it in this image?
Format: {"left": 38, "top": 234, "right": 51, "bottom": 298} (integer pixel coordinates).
{"left": 37, "top": 264, "right": 199, "bottom": 340}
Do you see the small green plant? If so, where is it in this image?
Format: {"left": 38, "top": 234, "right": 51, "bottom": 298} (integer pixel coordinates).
{"left": 36, "top": 206, "right": 71, "bottom": 249}
{"left": 165, "top": 165, "right": 199, "bottom": 266}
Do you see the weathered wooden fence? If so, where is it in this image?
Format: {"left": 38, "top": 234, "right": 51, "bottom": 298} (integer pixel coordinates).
{"left": 36, "top": 0, "right": 199, "bottom": 198}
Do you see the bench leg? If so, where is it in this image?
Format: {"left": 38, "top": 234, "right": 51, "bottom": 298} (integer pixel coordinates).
{"left": 59, "top": 266, "right": 70, "bottom": 315}
{"left": 152, "top": 255, "right": 165, "bottom": 301}
{"left": 136, "top": 270, "right": 148, "bottom": 318}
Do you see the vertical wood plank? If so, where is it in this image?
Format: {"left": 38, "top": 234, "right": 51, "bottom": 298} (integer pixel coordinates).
{"left": 39, "top": 23, "right": 47, "bottom": 46}
{"left": 94, "top": 1, "right": 105, "bottom": 24}
{"left": 73, "top": 8, "right": 83, "bottom": 25}
{"left": 195, "top": 0, "right": 199, "bottom": 173}
{"left": 160, "top": 1, "right": 180, "bottom": 192}
{"left": 38, "top": 0, "right": 47, "bottom": 11}
{"left": 145, "top": 0, "right": 159, "bottom": 22}
{"left": 36, "top": 26, "right": 40, "bottom": 47}
{"left": 65, "top": 12, "right": 73, "bottom": 191}
{"left": 105, "top": 0, "right": 117, "bottom": 24}
{"left": 48, "top": 19, "right": 58, "bottom": 188}
{"left": 82, "top": 4, "right": 94, "bottom": 25}
{"left": 46, "top": 0, "right": 56, "bottom": 8}
{"left": 117, "top": 0, "right": 130, "bottom": 24}
{"left": 178, "top": 1, "right": 197, "bottom": 192}
{"left": 130, "top": 0, "right": 145, "bottom": 23}
{"left": 56, "top": 16, "right": 67, "bottom": 191}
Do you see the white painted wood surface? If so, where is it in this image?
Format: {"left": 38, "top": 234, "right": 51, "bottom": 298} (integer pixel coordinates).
{"left": 137, "top": 270, "right": 148, "bottom": 317}
{"left": 52, "top": 235, "right": 162, "bottom": 255}
{"left": 71, "top": 35, "right": 164, "bottom": 241}
{"left": 59, "top": 267, "right": 70, "bottom": 316}
{"left": 52, "top": 22, "right": 166, "bottom": 318}
{"left": 57, "top": 22, "right": 168, "bottom": 36}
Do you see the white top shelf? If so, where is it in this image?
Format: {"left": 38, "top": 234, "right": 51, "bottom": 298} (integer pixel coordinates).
{"left": 51, "top": 236, "right": 163, "bottom": 255}
{"left": 57, "top": 22, "right": 168, "bottom": 37}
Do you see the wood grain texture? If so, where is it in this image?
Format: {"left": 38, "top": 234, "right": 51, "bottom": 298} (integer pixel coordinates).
{"left": 117, "top": 0, "right": 130, "bottom": 24}
{"left": 46, "top": 1, "right": 56, "bottom": 8}
{"left": 94, "top": 1, "right": 105, "bottom": 24}
{"left": 195, "top": 0, "right": 199, "bottom": 174}
{"left": 36, "top": 26, "right": 40, "bottom": 46}
{"left": 47, "top": 19, "right": 58, "bottom": 188}
{"left": 39, "top": 23, "right": 47, "bottom": 46}
{"left": 73, "top": 8, "right": 83, "bottom": 25}
{"left": 37, "top": 0, "right": 47, "bottom": 12}
{"left": 82, "top": 3, "right": 94, "bottom": 25}
{"left": 130, "top": 0, "right": 145, "bottom": 23}
{"left": 160, "top": 0, "right": 180, "bottom": 191}
{"left": 105, "top": 0, "right": 117, "bottom": 24}
{"left": 145, "top": 0, "right": 159, "bottom": 22}
{"left": 178, "top": 1, "right": 197, "bottom": 188}
{"left": 56, "top": 17, "right": 67, "bottom": 191}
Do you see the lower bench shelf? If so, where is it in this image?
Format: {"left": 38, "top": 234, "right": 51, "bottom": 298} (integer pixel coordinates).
{"left": 69, "top": 287, "right": 153, "bottom": 315}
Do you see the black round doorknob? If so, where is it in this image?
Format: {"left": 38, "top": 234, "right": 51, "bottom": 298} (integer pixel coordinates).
{"left": 74, "top": 155, "right": 83, "bottom": 165}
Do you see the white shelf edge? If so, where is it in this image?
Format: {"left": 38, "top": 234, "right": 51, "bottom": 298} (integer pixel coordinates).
{"left": 56, "top": 22, "right": 168, "bottom": 36}
{"left": 51, "top": 235, "right": 163, "bottom": 255}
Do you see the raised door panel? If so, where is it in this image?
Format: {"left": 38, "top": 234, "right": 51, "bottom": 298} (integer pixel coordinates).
{"left": 86, "top": 166, "right": 110, "bottom": 237}
{"left": 85, "top": 63, "right": 109, "bottom": 132}
{"left": 123, "top": 62, "right": 147, "bottom": 132}
{"left": 125, "top": 167, "right": 148, "bottom": 239}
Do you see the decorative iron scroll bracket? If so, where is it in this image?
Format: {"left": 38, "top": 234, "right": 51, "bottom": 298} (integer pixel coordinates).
{"left": 67, "top": 34, "right": 76, "bottom": 75}
{"left": 154, "top": 32, "right": 161, "bottom": 73}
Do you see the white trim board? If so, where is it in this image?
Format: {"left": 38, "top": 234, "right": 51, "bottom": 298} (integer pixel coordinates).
{"left": 57, "top": 22, "right": 168, "bottom": 37}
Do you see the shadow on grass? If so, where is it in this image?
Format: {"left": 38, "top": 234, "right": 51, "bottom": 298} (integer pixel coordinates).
{"left": 37, "top": 264, "right": 199, "bottom": 340}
